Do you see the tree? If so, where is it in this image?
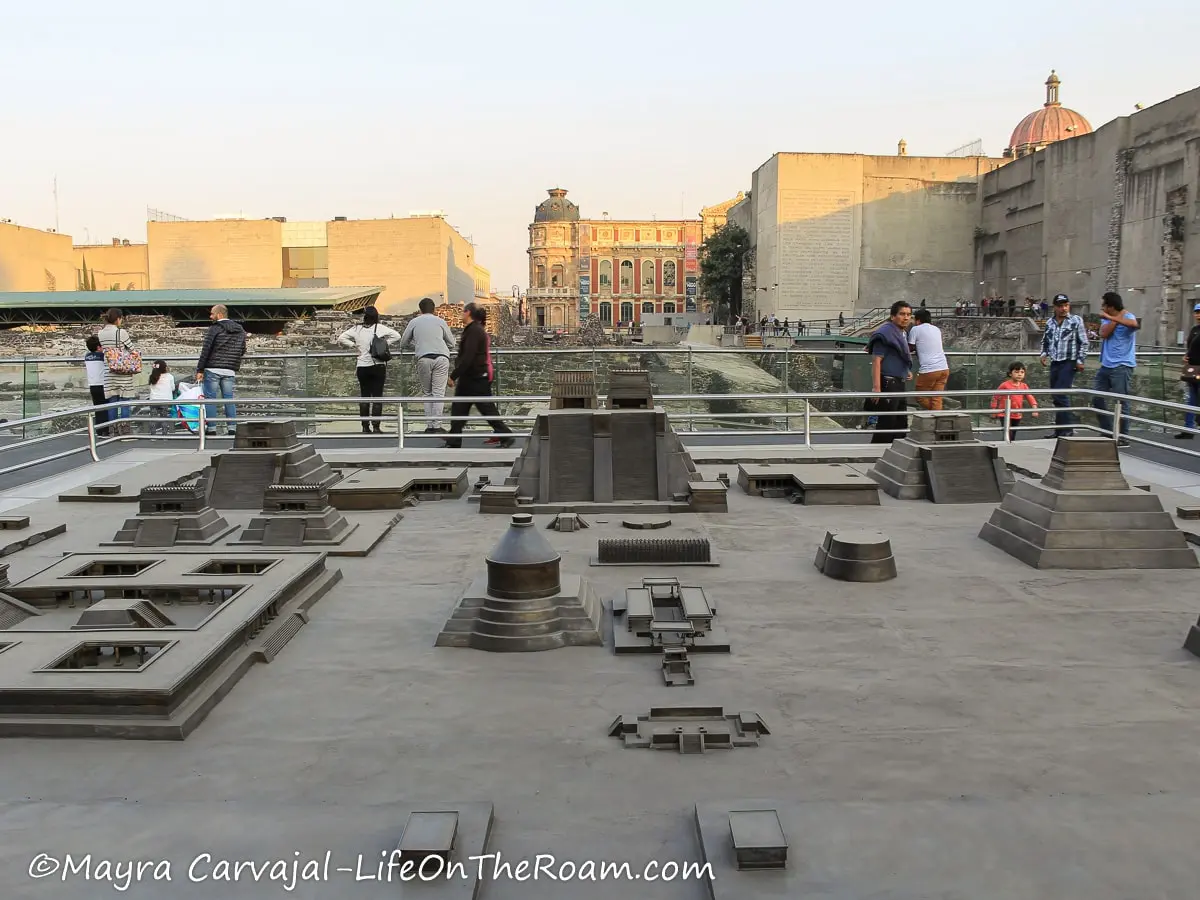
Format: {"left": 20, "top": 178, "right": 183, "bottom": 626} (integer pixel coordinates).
{"left": 699, "top": 224, "right": 750, "bottom": 324}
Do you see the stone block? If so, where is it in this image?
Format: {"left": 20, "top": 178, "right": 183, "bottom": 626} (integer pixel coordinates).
{"left": 396, "top": 810, "right": 458, "bottom": 867}
{"left": 88, "top": 484, "right": 121, "bottom": 496}
{"left": 0, "top": 517, "right": 28, "bottom": 530}
{"left": 661, "top": 647, "right": 694, "bottom": 686}
{"left": 1185, "top": 616, "right": 1200, "bottom": 658}
{"left": 608, "top": 707, "right": 768, "bottom": 751}
{"left": 622, "top": 517, "right": 671, "bottom": 530}
{"left": 729, "top": 809, "right": 789, "bottom": 870}
{"left": 791, "top": 464, "right": 880, "bottom": 506}
{"left": 814, "top": 530, "right": 897, "bottom": 582}
{"left": 548, "top": 512, "right": 589, "bottom": 532}
{"left": 1177, "top": 506, "right": 1200, "bottom": 520}
{"left": 594, "top": 537, "right": 714, "bottom": 566}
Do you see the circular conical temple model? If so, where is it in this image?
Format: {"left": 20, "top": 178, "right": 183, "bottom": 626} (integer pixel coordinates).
{"left": 485, "top": 513, "right": 562, "bottom": 600}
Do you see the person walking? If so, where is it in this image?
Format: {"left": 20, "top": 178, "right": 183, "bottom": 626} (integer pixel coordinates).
{"left": 443, "top": 303, "right": 513, "bottom": 449}
{"left": 907, "top": 307, "right": 949, "bottom": 410}
{"left": 1091, "top": 291, "right": 1139, "bottom": 446}
{"left": 194, "top": 304, "right": 247, "bottom": 436}
{"left": 866, "top": 301, "right": 913, "bottom": 444}
{"left": 991, "top": 362, "right": 1039, "bottom": 440}
{"left": 96, "top": 308, "right": 140, "bottom": 436}
{"left": 400, "top": 297, "right": 456, "bottom": 433}
{"left": 1039, "top": 293, "right": 1088, "bottom": 437}
{"left": 338, "top": 305, "right": 401, "bottom": 434}
{"left": 1176, "top": 302, "right": 1200, "bottom": 439}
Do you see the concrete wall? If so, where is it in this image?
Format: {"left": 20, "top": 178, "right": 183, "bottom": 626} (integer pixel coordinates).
{"left": 327, "top": 218, "right": 475, "bottom": 315}
{"left": 749, "top": 153, "right": 1004, "bottom": 322}
{"left": 977, "top": 85, "right": 1200, "bottom": 344}
{"left": 74, "top": 244, "right": 149, "bottom": 290}
{"left": 149, "top": 220, "right": 283, "bottom": 289}
{"left": 0, "top": 223, "right": 76, "bottom": 292}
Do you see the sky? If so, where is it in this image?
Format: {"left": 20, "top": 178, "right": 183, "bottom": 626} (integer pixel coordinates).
{"left": 2, "top": 0, "right": 1197, "bottom": 291}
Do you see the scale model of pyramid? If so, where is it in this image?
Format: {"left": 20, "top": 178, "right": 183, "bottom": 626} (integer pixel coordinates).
{"left": 207, "top": 420, "right": 338, "bottom": 509}
{"left": 870, "top": 413, "right": 1014, "bottom": 503}
{"left": 979, "top": 437, "right": 1198, "bottom": 569}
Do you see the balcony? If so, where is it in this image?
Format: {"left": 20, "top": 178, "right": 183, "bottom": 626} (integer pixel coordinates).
{"left": 526, "top": 287, "right": 577, "bottom": 299}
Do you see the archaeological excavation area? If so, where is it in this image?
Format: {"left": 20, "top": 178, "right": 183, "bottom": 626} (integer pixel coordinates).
{"left": 0, "top": 384, "right": 1199, "bottom": 898}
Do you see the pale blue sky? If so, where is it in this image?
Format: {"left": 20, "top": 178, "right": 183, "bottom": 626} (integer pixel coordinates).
{"left": 2, "top": 0, "right": 1195, "bottom": 290}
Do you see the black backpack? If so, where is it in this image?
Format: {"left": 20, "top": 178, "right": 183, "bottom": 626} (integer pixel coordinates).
{"left": 368, "top": 324, "right": 392, "bottom": 363}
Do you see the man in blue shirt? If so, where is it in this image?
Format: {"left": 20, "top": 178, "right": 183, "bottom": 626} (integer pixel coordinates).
{"left": 1091, "top": 291, "right": 1139, "bottom": 446}
{"left": 867, "top": 301, "right": 914, "bottom": 443}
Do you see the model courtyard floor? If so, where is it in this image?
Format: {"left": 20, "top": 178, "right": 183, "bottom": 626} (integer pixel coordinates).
{"left": 0, "top": 441, "right": 1199, "bottom": 898}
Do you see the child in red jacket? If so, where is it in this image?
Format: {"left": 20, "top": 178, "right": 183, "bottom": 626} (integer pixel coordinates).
{"left": 991, "top": 362, "right": 1039, "bottom": 440}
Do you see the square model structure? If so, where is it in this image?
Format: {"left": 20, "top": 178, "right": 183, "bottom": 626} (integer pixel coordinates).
{"left": 206, "top": 420, "right": 338, "bottom": 510}
{"left": 486, "top": 371, "right": 726, "bottom": 514}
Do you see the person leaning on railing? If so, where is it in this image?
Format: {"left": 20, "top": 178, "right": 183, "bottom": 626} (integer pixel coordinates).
{"left": 866, "top": 301, "right": 914, "bottom": 444}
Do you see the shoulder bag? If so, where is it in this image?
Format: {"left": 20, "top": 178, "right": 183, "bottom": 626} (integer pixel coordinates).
{"left": 368, "top": 324, "right": 392, "bottom": 363}
{"left": 1181, "top": 364, "right": 1200, "bottom": 384}
{"left": 103, "top": 327, "right": 142, "bottom": 376}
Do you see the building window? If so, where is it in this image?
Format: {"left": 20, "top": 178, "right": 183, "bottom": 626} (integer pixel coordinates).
{"left": 536, "top": 265, "right": 547, "bottom": 288}
{"left": 619, "top": 260, "right": 633, "bottom": 292}
{"left": 664, "top": 302, "right": 676, "bottom": 313}
{"left": 599, "top": 260, "right": 612, "bottom": 289}
{"left": 620, "top": 301, "right": 634, "bottom": 323}
{"left": 642, "top": 302, "right": 654, "bottom": 313}
{"left": 641, "top": 260, "right": 655, "bottom": 294}
{"left": 600, "top": 301, "right": 612, "bottom": 324}
{"left": 551, "top": 264, "right": 564, "bottom": 287}
{"left": 663, "top": 260, "right": 677, "bottom": 288}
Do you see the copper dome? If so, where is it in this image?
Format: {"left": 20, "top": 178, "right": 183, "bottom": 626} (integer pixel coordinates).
{"left": 1007, "top": 70, "right": 1092, "bottom": 158}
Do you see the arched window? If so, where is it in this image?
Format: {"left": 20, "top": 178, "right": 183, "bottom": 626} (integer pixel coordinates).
{"left": 598, "top": 260, "right": 612, "bottom": 289}
{"left": 536, "top": 265, "right": 546, "bottom": 288}
{"left": 599, "top": 301, "right": 612, "bottom": 324}
{"left": 663, "top": 302, "right": 676, "bottom": 313}
{"left": 642, "top": 302, "right": 654, "bottom": 313}
{"left": 641, "top": 260, "right": 655, "bottom": 293}
{"left": 663, "top": 260, "right": 677, "bottom": 288}
{"left": 620, "top": 301, "right": 634, "bottom": 323}
{"left": 551, "top": 264, "right": 564, "bottom": 287}
{"left": 619, "top": 260, "right": 633, "bottom": 292}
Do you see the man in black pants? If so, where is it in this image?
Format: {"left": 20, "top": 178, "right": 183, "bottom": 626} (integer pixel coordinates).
{"left": 867, "top": 301, "right": 914, "bottom": 444}
{"left": 443, "top": 303, "right": 514, "bottom": 449}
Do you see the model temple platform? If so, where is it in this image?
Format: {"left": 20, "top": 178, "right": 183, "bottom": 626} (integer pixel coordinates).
{"left": 871, "top": 413, "right": 1015, "bottom": 502}
{"left": 107, "top": 481, "right": 235, "bottom": 547}
{"left": 435, "top": 513, "right": 602, "bottom": 651}
{"left": 1, "top": 420, "right": 1200, "bottom": 897}
{"left": 207, "top": 419, "right": 339, "bottom": 509}
{"left": 0, "top": 551, "right": 340, "bottom": 738}
{"left": 980, "top": 437, "right": 1198, "bottom": 569}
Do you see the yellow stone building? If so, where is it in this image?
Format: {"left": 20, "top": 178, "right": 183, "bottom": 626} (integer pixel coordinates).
{"left": 74, "top": 240, "right": 149, "bottom": 290}
{"left": 525, "top": 189, "right": 741, "bottom": 328}
{"left": 0, "top": 222, "right": 76, "bottom": 292}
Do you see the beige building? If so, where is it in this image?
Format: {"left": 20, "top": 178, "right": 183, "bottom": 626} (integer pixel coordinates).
{"left": 526, "top": 189, "right": 739, "bottom": 328}
{"left": 148, "top": 215, "right": 480, "bottom": 315}
{"left": 74, "top": 240, "right": 149, "bottom": 290}
{"left": 0, "top": 222, "right": 76, "bottom": 292}
{"left": 731, "top": 151, "right": 1006, "bottom": 322}
{"left": 978, "top": 83, "right": 1200, "bottom": 345}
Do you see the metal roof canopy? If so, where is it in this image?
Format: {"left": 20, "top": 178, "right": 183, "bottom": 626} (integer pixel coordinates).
{"left": 0, "top": 287, "right": 382, "bottom": 326}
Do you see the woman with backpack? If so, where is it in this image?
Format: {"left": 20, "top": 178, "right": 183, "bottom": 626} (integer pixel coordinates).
{"left": 337, "top": 305, "right": 401, "bottom": 434}
{"left": 96, "top": 308, "right": 141, "bottom": 436}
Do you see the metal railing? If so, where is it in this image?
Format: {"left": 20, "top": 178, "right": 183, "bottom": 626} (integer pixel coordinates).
{"left": 2, "top": 384, "right": 1199, "bottom": 485}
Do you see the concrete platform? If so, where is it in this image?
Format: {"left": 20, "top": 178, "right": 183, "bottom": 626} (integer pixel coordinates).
{"left": 1, "top": 437, "right": 1200, "bottom": 897}
{"left": 330, "top": 467, "right": 468, "bottom": 509}
{"left": 56, "top": 455, "right": 212, "bottom": 503}
{"left": 791, "top": 464, "right": 880, "bottom": 505}
{"left": 229, "top": 511, "right": 402, "bottom": 557}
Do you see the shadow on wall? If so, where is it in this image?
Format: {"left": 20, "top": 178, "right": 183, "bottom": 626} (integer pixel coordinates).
{"left": 445, "top": 238, "right": 474, "bottom": 307}
{"left": 765, "top": 179, "right": 982, "bottom": 318}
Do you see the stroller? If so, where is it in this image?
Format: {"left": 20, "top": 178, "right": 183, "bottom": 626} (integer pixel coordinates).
{"left": 174, "top": 382, "right": 205, "bottom": 434}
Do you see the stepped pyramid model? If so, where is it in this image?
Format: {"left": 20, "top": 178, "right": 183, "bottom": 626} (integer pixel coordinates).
{"left": 979, "top": 437, "right": 1198, "bottom": 569}
{"left": 435, "top": 514, "right": 603, "bottom": 651}
{"left": 206, "top": 420, "right": 338, "bottom": 509}
{"left": 870, "top": 412, "right": 1013, "bottom": 502}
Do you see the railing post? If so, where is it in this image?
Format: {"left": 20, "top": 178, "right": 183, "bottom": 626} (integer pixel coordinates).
{"left": 85, "top": 412, "right": 99, "bottom": 462}
{"left": 687, "top": 348, "right": 694, "bottom": 431}
{"left": 396, "top": 402, "right": 405, "bottom": 450}
{"left": 803, "top": 401, "right": 811, "bottom": 448}
{"left": 198, "top": 405, "right": 207, "bottom": 451}
{"left": 1003, "top": 395, "right": 1012, "bottom": 442}
{"left": 1112, "top": 398, "right": 1122, "bottom": 443}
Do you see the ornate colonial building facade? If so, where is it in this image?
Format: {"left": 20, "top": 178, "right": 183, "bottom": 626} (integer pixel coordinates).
{"left": 525, "top": 189, "right": 740, "bottom": 328}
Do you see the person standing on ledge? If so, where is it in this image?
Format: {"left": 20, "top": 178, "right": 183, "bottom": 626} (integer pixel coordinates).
{"left": 867, "top": 301, "right": 913, "bottom": 444}
{"left": 338, "top": 305, "right": 401, "bottom": 434}
{"left": 1176, "top": 302, "right": 1200, "bottom": 439}
{"left": 907, "top": 307, "right": 949, "bottom": 410}
{"left": 400, "top": 297, "right": 456, "bottom": 434}
{"left": 1039, "top": 293, "right": 1088, "bottom": 438}
{"left": 195, "top": 304, "right": 246, "bottom": 437}
{"left": 443, "top": 303, "right": 513, "bottom": 449}
{"left": 1090, "top": 291, "right": 1139, "bottom": 447}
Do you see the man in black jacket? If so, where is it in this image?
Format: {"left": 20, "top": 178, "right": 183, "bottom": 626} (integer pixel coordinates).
{"left": 194, "top": 304, "right": 247, "bottom": 436}
{"left": 1178, "top": 303, "right": 1200, "bottom": 439}
{"left": 443, "top": 303, "right": 513, "bottom": 448}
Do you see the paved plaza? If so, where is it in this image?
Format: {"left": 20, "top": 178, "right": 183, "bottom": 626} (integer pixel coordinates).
{"left": 0, "top": 437, "right": 1198, "bottom": 897}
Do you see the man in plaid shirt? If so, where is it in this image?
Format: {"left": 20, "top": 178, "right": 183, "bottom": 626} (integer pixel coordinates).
{"left": 1039, "top": 293, "right": 1089, "bottom": 437}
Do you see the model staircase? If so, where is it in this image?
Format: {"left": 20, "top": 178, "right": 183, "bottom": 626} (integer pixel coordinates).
{"left": 743, "top": 334, "right": 763, "bottom": 349}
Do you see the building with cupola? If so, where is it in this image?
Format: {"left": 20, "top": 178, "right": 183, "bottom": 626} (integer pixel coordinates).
{"left": 1005, "top": 71, "right": 1093, "bottom": 158}
{"left": 525, "top": 189, "right": 742, "bottom": 329}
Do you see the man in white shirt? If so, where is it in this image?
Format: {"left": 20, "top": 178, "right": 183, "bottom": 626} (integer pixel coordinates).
{"left": 400, "top": 297, "right": 457, "bottom": 433}
{"left": 907, "top": 307, "right": 950, "bottom": 410}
